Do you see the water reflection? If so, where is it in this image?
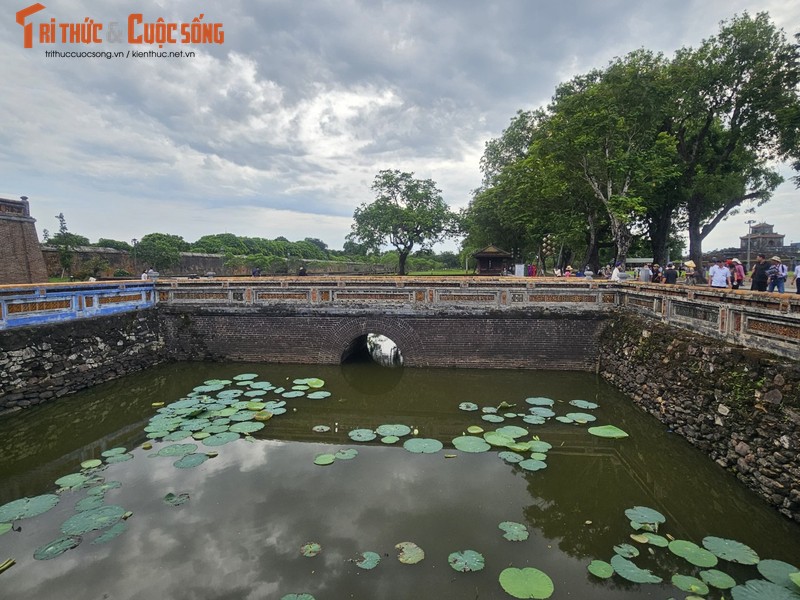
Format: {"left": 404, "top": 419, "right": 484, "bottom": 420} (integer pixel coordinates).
{"left": 0, "top": 363, "right": 798, "bottom": 600}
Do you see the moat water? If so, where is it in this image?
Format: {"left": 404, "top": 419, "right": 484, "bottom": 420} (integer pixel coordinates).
{"left": 0, "top": 362, "right": 797, "bottom": 599}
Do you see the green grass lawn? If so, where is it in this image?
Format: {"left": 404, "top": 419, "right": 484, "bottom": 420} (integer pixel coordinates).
{"left": 406, "top": 269, "right": 473, "bottom": 276}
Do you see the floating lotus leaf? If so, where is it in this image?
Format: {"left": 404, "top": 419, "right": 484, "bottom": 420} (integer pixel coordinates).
{"left": 496, "top": 425, "right": 528, "bottom": 439}
{"left": 228, "top": 412, "right": 256, "bottom": 422}
{"left": 0, "top": 523, "right": 11, "bottom": 535}
{"left": 163, "top": 430, "right": 193, "bottom": 442}
{"left": 503, "top": 412, "right": 518, "bottom": 418}
{"left": 61, "top": 504, "right": 126, "bottom": 535}
{"left": 348, "top": 429, "right": 377, "bottom": 442}
{"left": 203, "top": 378, "right": 231, "bottom": 386}
{"left": 254, "top": 411, "right": 274, "bottom": 422}
{"left": 565, "top": 412, "right": 596, "bottom": 423}
{"left": 312, "top": 425, "right": 330, "bottom": 433}
{"left": 33, "top": 535, "right": 81, "bottom": 560}
{"left": 146, "top": 430, "right": 170, "bottom": 439}
{"left": 55, "top": 473, "right": 89, "bottom": 490}
{"left": 174, "top": 453, "right": 209, "bottom": 469}
{"left": 335, "top": 449, "right": 358, "bottom": 460}
{"left": 301, "top": 542, "right": 321, "bottom": 557}
{"left": 702, "top": 536, "right": 759, "bottom": 565}
{"left": 624, "top": 506, "right": 666, "bottom": 525}
{"left": 248, "top": 381, "right": 274, "bottom": 390}
{"left": 0, "top": 494, "right": 60, "bottom": 522}
{"left": 296, "top": 377, "right": 324, "bottom": 388}
{"left": 86, "top": 481, "right": 122, "bottom": 496}
{"left": 274, "top": 387, "right": 285, "bottom": 394}
{"left": 81, "top": 459, "right": 103, "bottom": 470}
{"left": 313, "top": 454, "right": 335, "bottom": 466}
{"left": 233, "top": 373, "right": 258, "bottom": 380}
{"left": 100, "top": 447, "right": 127, "bottom": 458}
{"left": 230, "top": 421, "right": 264, "bottom": 434}
{"left": 482, "top": 414, "right": 505, "bottom": 423}
{"left": 525, "top": 397, "right": 554, "bottom": 407}
{"left": 519, "top": 459, "right": 547, "bottom": 471}
{"left": 245, "top": 402, "right": 266, "bottom": 411}
{"left": 569, "top": 400, "right": 599, "bottom": 410}
{"left": 163, "top": 492, "right": 190, "bottom": 506}
{"left": 452, "top": 436, "right": 491, "bottom": 453}
{"left": 641, "top": 533, "right": 669, "bottom": 547}
{"left": 588, "top": 560, "right": 614, "bottom": 579}
{"left": 791, "top": 573, "right": 800, "bottom": 589}
{"left": 466, "top": 425, "right": 484, "bottom": 434}
{"left": 182, "top": 418, "right": 212, "bottom": 430}
{"left": 92, "top": 521, "right": 127, "bottom": 544}
{"left": 157, "top": 443, "right": 198, "bottom": 457}
{"left": 396, "top": 541, "right": 424, "bottom": 564}
{"left": 106, "top": 453, "right": 134, "bottom": 464}
{"left": 672, "top": 574, "right": 710, "bottom": 594}
{"left": 459, "top": 402, "right": 479, "bottom": 411}
{"left": 203, "top": 424, "right": 231, "bottom": 434}
{"left": 731, "top": 579, "right": 800, "bottom": 600}
{"left": 588, "top": 425, "right": 629, "bottom": 439}
{"left": 499, "top": 451, "right": 525, "bottom": 463}
{"left": 555, "top": 416, "right": 574, "bottom": 423}
{"left": 193, "top": 384, "right": 224, "bottom": 393}
{"left": 483, "top": 431, "right": 515, "bottom": 447}
{"left": 499, "top": 521, "right": 529, "bottom": 541}
{"left": 448, "top": 549, "right": 485, "bottom": 572}
{"left": 243, "top": 390, "right": 267, "bottom": 397}
{"left": 282, "top": 391, "right": 305, "bottom": 398}
{"left": 215, "top": 407, "right": 239, "bottom": 417}
{"left": 76, "top": 496, "right": 105, "bottom": 512}
{"left": 609, "top": 555, "right": 662, "bottom": 584}
{"left": 292, "top": 385, "right": 309, "bottom": 391}
{"left": 523, "top": 415, "right": 547, "bottom": 425}
{"left": 528, "top": 441, "right": 552, "bottom": 452}
{"left": 700, "top": 569, "right": 737, "bottom": 589}
{"left": 402, "top": 438, "right": 443, "bottom": 454}
{"left": 499, "top": 567, "right": 554, "bottom": 599}
{"left": 375, "top": 424, "right": 412, "bottom": 437}
{"left": 381, "top": 435, "right": 399, "bottom": 444}
{"left": 482, "top": 406, "right": 498, "bottom": 414}
{"left": 355, "top": 551, "right": 381, "bottom": 570}
{"left": 508, "top": 441, "right": 532, "bottom": 452}
{"left": 281, "top": 594, "right": 315, "bottom": 600}
{"left": 758, "top": 559, "right": 800, "bottom": 589}
{"left": 306, "top": 391, "right": 331, "bottom": 400}
{"left": 530, "top": 452, "right": 548, "bottom": 461}
{"left": 530, "top": 407, "right": 555, "bottom": 418}
{"left": 669, "top": 540, "right": 718, "bottom": 568}
{"left": 202, "top": 432, "right": 240, "bottom": 446}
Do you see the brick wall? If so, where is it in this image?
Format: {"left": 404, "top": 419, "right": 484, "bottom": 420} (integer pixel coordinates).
{"left": 159, "top": 305, "right": 606, "bottom": 371}
{"left": 0, "top": 199, "right": 48, "bottom": 284}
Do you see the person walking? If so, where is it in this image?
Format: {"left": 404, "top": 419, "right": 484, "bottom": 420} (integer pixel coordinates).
{"left": 750, "top": 254, "right": 770, "bottom": 292}
{"left": 730, "top": 258, "right": 745, "bottom": 290}
{"left": 708, "top": 257, "right": 731, "bottom": 289}
{"left": 793, "top": 262, "right": 800, "bottom": 294}
{"left": 663, "top": 263, "right": 678, "bottom": 284}
{"left": 767, "top": 256, "right": 788, "bottom": 293}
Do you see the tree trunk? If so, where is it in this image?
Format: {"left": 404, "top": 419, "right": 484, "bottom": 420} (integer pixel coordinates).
{"left": 688, "top": 216, "right": 707, "bottom": 284}
{"left": 581, "top": 211, "right": 600, "bottom": 272}
{"left": 398, "top": 251, "right": 409, "bottom": 275}
{"left": 648, "top": 206, "right": 673, "bottom": 266}
{"left": 610, "top": 216, "right": 633, "bottom": 265}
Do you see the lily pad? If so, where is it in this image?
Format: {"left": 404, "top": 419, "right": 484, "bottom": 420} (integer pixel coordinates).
{"left": 301, "top": 542, "right": 321, "bottom": 557}
{"left": 230, "top": 421, "right": 265, "bottom": 434}
{"left": 613, "top": 543, "right": 639, "bottom": 558}
{"left": 482, "top": 406, "right": 498, "bottom": 414}
{"left": 348, "top": 429, "right": 377, "bottom": 442}
{"left": 609, "top": 555, "right": 663, "bottom": 584}
{"left": 312, "top": 425, "right": 330, "bottom": 433}
{"left": 453, "top": 436, "right": 491, "bottom": 453}
{"left": 307, "top": 391, "right": 331, "bottom": 400}
{"left": 163, "top": 430, "right": 193, "bottom": 442}
{"left": 499, "top": 567, "right": 554, "bottom": 599}
{"left": 86, "top": 481, "right": 122, "bottom": 496}
{"left": 106, "top": 453, "right": 134, "bottom": 464}
{"left": 496, "top": 425, "right": 529, "bottom": 439}
{"left": 92, "top": 521, "right": 127, "bottom": 544}
{"left": 530, "top": 407, "right": 555, "bottom": 418}
{"left": 61, "top": 504, "right": 126, "bottom": 535}
{"left": 528, "top": 441, "right": 552, "bottom": 452}
{"left": 157, "top": 443, "right": 198, "bottom": 457}
{"left": 375, "top": 424, "right": 412, "bottom": 437}
{"left": 403, "top": 438, "right": 443, "bottom": 454}
{"left": 381, "top": 435, "right": 399, "bottom": 444}
{"left": 203, "top": 431, "right": 240, "bottom": 446}
{"left": 587, "top": 425, "right": 629, "bottom": 439}
{"left": 100, "top": 447, "right": 127, "bottom": 457}
{"left": 81, "top": 459, "right": 103, "bottom": 470}
{"left": 174, "top": 453, "right": 209, "bottom": 469}
{"left": 313, "top": 454, "right": 335, "bottom": 466}
{"left": 702, "top": 536, "right": 759, "bottom": 565}
{"left": 481, "top": 414, "right": 505, "bottom": 423}
{"left": 300, "top": 377, "right": 325, "bottom": 388}
{"left": 565, "top": 412, "right": 596, "bottom": 423}
{"left": 163, "top": 492, "right": 190, "bottom": 506}
{"left": 232, "top": 373, "right": 258, "bottom": 380}
{"left": 669, "top": 539, "right": 718, "bottom": 568}
{"left": 624, "top": 506, "right": 666, "bottom": 526}
{"left": 75, "top": 496, "right": 105, "bottom": 512}
{"left": 335, "top": 449, "right": 358, "bottom": 460}
{"left": 355, "top": 551, "right": 381, "bottom": 570}
{"left": 55, "top": 473, "right": 89, "bottom": 490}
{"left": 525, "top": 397, "right": 554, "bottom": 407}
{"left": 700, "top": 569, "right": 737, "bottom": 589}
{"left": 518, "top": 459, "right": 547, "bottom": 471}
{"left": 555, "top": 416, "right": 574, "bottom": 423}
{"left": 588, "top": 560, "right": 614, "bottom": 579}
{"left": 569, "top": 399, "right": 599, "bottom": 409}
{"left": 758, "top": 559, "right": 800, "bottom": 589}
{"left": 636, "top": 532, "right": 669, "bottom": 547}
{"left": 0, "top": 523, "right": 12, "bottom": 536}
{"left": 459, "top": 402, "right": 479, "bottom": 411}
{"left": 499, "top": 521, "right": 529, "bottom": 541}
{"left": 33, "top": 535, "right": 81, "bottom": 560}
{"left": 396, "top": 541, "right": 425, "bottom": 564}
{"left": 282, "top": 391, "right": 305, "bottom": 398}
{"left": 672, "top": 574, "right": 710, "bottom": 595}
{"left": 523, "top": 415, "right": 547, "bottom": 425}
{"left": 731, "top": 579, "right": 800, "bottom": 600}
{"left": 466, "top": 425, "right": 484, "bottom": 434}
{"left": 448, "top": 549, "right": 485, "bottom": 572}
{"left": 499, "top": 451, "right": 525, "bottom": 464}
{"left": 0, "top": 494, "right": 60, "bottom": 522}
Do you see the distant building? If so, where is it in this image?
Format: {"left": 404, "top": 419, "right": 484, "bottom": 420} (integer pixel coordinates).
{"left": 704, "top": 222, "right": 799, "bottom": 270}
{"left": 0, "top": 196, "right": 48, "bottom": 284}
{"left": 740, "top": 223, "right": 784, "bottom": 252}
{"left": 472, "top": 245, "right": 513, "bottom": 275}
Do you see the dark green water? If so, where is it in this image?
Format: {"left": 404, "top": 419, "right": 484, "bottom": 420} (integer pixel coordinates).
{"left": 0, "top": 362, "right": 798, "bottom": 600}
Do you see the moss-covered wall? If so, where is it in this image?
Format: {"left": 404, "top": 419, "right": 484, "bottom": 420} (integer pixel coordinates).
{"left": 599, "top": 311, "right": 800, "bottom": 522}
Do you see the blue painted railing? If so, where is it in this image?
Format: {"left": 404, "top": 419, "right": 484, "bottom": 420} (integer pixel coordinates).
{"left": 0, "top": 281, "right": 155, "bottom": 330}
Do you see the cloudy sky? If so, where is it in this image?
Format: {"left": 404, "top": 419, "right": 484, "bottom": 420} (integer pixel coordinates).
{"left": 2, "top": 0, "right": 798, "bottom": 253}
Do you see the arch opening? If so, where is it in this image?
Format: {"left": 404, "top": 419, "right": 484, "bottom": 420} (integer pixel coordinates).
{"left": 340, "top": 333, "right": 404, "bottom": 367}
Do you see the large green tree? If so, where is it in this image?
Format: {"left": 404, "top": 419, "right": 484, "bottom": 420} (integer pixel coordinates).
{"left": 135, "top": 233, "right": 190, "bottom": 271}
{"left": 348, "top": 170, "right": 460, "bottom": 275}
